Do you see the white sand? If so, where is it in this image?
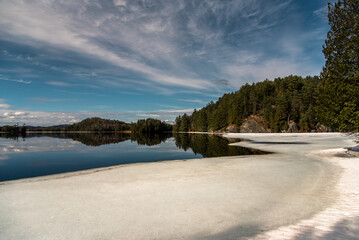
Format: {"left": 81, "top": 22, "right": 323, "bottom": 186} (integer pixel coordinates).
{"left": 0, "top": 133, "right": 358, "bottom": 239}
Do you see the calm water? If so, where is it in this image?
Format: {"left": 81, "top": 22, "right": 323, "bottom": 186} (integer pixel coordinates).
{"left": 0, "top": 133, "right": 266, "bottom": 181}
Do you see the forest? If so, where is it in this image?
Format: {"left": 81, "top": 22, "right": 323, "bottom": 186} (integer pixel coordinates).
{"left": 65, "top": 117, "right": 130, "bottom": 132}
{"left": 174, "top": 75, "right": 321, "bottom": 133}
{"left": 130, "top": 118, "right": 172, "bottom": 133}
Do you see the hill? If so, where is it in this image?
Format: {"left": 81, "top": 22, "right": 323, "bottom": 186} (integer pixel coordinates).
{"left": 174, "top": 75, "right": 329, "bottom": 133}
{"left": 65, "top": 117, "right": 130, "bottom": 132}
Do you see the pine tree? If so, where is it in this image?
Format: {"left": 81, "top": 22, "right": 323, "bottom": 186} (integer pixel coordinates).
{"left": 180, "top": 114, "right": 190, "bottom": 132}
{"left": 317, "top": 0, "right": 359, "bottom": 132}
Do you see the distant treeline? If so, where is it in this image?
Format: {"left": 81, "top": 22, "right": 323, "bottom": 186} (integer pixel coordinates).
{"left": 1, "top": 117, "right": 173, "bottom": 134}
{"left": 174, "top": 75, "right": 321, "bottom": 132}
{"left": 0, "top": 124, "right": 27, "bottom": 136}
{"left": 66, "top": 117, "right": 130, "bottom": 131}
{"left": 130, "top": 118, "right": 172, "bottom": 133}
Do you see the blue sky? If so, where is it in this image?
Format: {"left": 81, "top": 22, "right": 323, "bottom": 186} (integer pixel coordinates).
{"left": 0, "top": 0, "right": 331, "bottom": 126}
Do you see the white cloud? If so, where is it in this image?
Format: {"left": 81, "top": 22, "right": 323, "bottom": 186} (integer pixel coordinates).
{"left": 46, "top": 81, "right": 73, "bottom": 87}
{"left": 0, "top": 75, "right": 31, "bottom": 84}
{"left": 0, "top": 0, "right": 326, "bottom": 95}
{"left": 113, "top": 0, "right": 127, "bottom": 7}
{"left": 177, "top": 99, "right": 204, "bottom": 104}
{"left": 0, "top": 104, "right": 10, "bottom": 109}
{"left": 136, "top": 114, "right": 161, "bottom": 118}
{"left": 14, "top": 112, "right": 26, "bottom": 116}
{"left": 314, "top": 5, "right": 328, "bottom": 20}
{"left": 0, "top": 99, "right": 10, "bottom": 109}
{"left": 30, "top": 97, "right": 77, "bottom": 103}
{"left": 0, "top": 1, "right": 213, "bottom": 90}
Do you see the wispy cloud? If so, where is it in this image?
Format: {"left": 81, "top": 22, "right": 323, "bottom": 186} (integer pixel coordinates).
{"left": 314, "top": 5, "right": 328, "bottom": 20}
{"left": 0, "top": 99, "right": 10, "bottom": 109}
{"left": 0, "top": 75, "right": 31, "bottom": 84}
{"left": 45, "top": 81, "right": 73, "bottom": 87}
{"left": 0, "top": 0, "right": 325, "bottom": 93}
{"left": 0, "top": 0, "right": 213, "bottom": 90}
{"left": 177, "top": 99, "right": 204, "bottom": 104}
{"left": 0, "top": 104, "right": 11, "bottom": 109}
{"left": 30, "top": 97, "right": 77, "bottom": 103}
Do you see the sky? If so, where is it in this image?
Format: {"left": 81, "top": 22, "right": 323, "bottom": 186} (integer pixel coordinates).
{"left": 0, "top": 0, "right": 332, "bottom": 126}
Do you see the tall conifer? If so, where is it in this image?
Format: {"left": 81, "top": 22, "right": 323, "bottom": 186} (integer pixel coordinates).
{"left": 318, "top": 0, "right": 359, "bottom": 132}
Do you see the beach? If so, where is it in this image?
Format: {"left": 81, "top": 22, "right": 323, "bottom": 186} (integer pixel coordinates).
{"left": 0, "top": 133, "right": 358, "bottom": 239}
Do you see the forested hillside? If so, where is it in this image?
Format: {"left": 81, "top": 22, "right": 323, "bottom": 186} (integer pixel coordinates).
{"left": 65, "top": 117, "right": 130, "bottom": 131}
{"left": 174, "top": 75, "right": 322, "bottom": 133}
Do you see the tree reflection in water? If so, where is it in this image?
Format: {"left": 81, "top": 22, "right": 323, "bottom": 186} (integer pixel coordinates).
{"left": 173, "top": 133, "right": 267, "bottom": 157}
{"left": 0, "top": 132, "right": 267, "bottom": 156}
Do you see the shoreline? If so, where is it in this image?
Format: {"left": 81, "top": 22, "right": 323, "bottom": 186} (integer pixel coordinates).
{"left": 252, "top": 147, "right": 359, "bottom": 239}
{"left": 0, "top": 133, "right": 358, "bottom": 239}
{"left": 226, "top": 133, "right": 359, "bottom": 239}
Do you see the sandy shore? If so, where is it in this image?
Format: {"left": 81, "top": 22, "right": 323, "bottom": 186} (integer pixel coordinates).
{"left": 0, "top": 133, "right": 358, "bottom": 239}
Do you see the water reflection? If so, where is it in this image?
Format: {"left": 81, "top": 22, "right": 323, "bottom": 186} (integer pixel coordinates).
{"left": 0, "top": 133, "right": 268, "bottom": 181}
{"left": 0, "top": 132, "right": 265, "bottom": 156}
{"left": 173, "top": 133, "right": 265, "bottom": 157}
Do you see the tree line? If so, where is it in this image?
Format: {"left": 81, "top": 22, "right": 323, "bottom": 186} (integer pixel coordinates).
{"left": 130, "top": 118, "right": 172, "bottom": 133}
{"left": 66, "top": 117, "right": 130, "bottom": 132}
{"left": 0, "top": 124, "right": 27, "bottom": 136}
{"left": 173, "top": 75, "right": 320, "bottom": 132}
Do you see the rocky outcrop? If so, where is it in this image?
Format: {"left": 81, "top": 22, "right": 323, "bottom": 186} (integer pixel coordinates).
{"left": 316, "top": 123, "right": 333, "bottom": 132}
{"left": 239, "top": 115, "right": 270, "bottom": 133}
{"left": 225, "top": 124, "right": 241, "bottom": 133}
{"left": 287, "top": 120, "right": 299, "bottom": 133}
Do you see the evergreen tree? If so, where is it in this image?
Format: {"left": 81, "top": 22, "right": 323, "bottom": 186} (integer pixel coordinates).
{"left": 179, "top": 114, "right": 190, "bottom": 132}
{"left": 173, "top": 116, "right": 182, "bottom": 132}
{"left": 176, "top": 75, "right": 322, "bottom": 132}
{"left": 318, "top": 0, "right": 359, "bottom": 132}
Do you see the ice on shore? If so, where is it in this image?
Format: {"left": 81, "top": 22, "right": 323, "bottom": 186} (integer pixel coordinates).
{"left": 0, "top": 133, "right": 358, "bottom": 240}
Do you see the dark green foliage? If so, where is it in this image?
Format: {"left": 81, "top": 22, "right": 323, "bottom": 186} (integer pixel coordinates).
{"left": 179, "top": 114, "right": 190, "bottom": 132}
{"left": 130, "top": 132, "right": 172, "bottom": 146}
{"left": 317, "top": 0, "right": 359, "bottom": 132}
{"left": 20, "top": 124, "right": 26, "bottom": 135}
{"left": 65, "top": 117, "right": 130, "bottom": 132}
{"left": 173, "top": 133, "right": 267, "bottom": 157}
{"left": 174, "top": 75, "right": 321, "bottom": 132}
{"left": 0, "top": 124, "right": 27, "bottom": 137}
{"left": 173, "top": 115, "right": 182, "bottom": 132}
{"left": 63, "top": 132, "right": 130, "bottom": 146}
{"left": 130, "top": 118, "right": 172, "bottom": 133}
{"left": 0, "top": 125, "right": 21, "bottom": 134}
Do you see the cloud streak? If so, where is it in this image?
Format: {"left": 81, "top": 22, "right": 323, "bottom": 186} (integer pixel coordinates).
{"left": 0, "top": 0, "right": 326, "bottom": 91}
{"left": 0, "top": 99, "right": 10, "bottom": 109}
{"left": 0, "top": 75, "right": 31, "bottom": 84}
{"left": 30, "top": 97, "right": 77, "bottom": 103}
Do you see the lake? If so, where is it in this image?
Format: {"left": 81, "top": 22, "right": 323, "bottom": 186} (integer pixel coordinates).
{"left": 0, "top": 133, "right": 266, "bottom": 182}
